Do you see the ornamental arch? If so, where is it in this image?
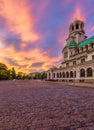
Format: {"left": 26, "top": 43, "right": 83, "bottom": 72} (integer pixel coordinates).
{"left": 49, "top": 73, "right": 51, "bottom": 79}
{"left": 63, "top": 72, "right": 65, "bottom": 78}
{"left": 87, "top": 67, "right": 93, "bottom": 77}
{"left": 80, "top": 68, "right": 85, "bottom": 77}
{"left": 66, "top": 71, "right": 69, "bottom": 78}
{"left": 60, "top": 72, "right": 62, "bottom": 78}
{"left": 70, "top": 71, "right": 73, "bottom": 78}
{"left": 57, "top": 73, "right": 59, "bottom": 78}
{"left": 53, "top": 73, "right": 55, "bottom": 78}
{"left": 74, "top": 71, "right": 76, "bottom": 78}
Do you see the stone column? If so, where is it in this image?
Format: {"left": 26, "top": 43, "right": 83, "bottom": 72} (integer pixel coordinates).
{"left": 74, "top": 24, "right": 76, "bottom": 30}
{"left": 50, "top": 71, "right": 53, "bottom": 80}
{"left": 68, "top": 48, "right": 70, "bottom": 60}
{"left": 79, "top": 23, "right": 81, "bottom": 29}
{"left": 47, "top": 72, "right": 49, "bottom": 80}
{"left": 76, "top": 67, "right": 80, "bottom": 82}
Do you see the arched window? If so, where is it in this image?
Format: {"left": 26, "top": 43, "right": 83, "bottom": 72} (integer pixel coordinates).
{"left": 57, "top": 73, "right": 59, "bottom": 78}
{"left": 72, "top": 25, "right": 74, "bottom": 31}
{"left": 53, "top": 73, "right": 55, "bottom": 78}
{"left": 80, "top": 69, "right": 85, "bottom": 77}
{"left": 66, "top": 72, "right": 69, "bottom": 78}
{"left": 64, "top": 51, "right": 68, "bottom": 58}
{"left": 70, "top": 71, "right": 73, "bottom": 78}
{"left": 91, "top": 43, "right": 94, "bottom": 48}
{"left": 87, "top": 68, "right": 93, "bottom": 77}
{"left": 74, "top": 71, "right": 76, "bottom": 78}
{"left": 81, "top": 47, "right": 83, "bottom": 52}
{"left": 49, "top": 73, "right": 51, "bottom": 79}
{"left": 63, "top": 72, "right": 65, "bottom": 78}
{"left": 85, "top": 45, "right": 88, "bottom": 50}
{"left": 76, "top": 24, "right": 79, "bottom": 29}
{"left": 60, "top": 72, "right": 62, "bottom": 78}
{"left": 77, "top": 49, "right": 79, "bottom": 54}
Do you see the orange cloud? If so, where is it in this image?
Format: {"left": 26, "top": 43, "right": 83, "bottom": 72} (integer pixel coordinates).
{"left": 0, "top": 0, "right": 39, "bottom": 42}
{"left": 0, "top": 43, "right": 62, "bottom": 73}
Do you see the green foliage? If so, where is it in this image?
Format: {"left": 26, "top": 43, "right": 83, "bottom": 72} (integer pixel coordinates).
{"left": 0, "top": 62, "right": 47, "bottom": 80}
{"left": 0, "top": 69, "right": 7, "bottom": 80}
{"left": 11, "top": 67, "right": 16, "bottom": 79}
{"left": 7, "top": 69, "right": 12, "bottom": 79}
{"left": 0, "top": 63, "right": 8, "bottom": 80}
{"left": 0, "top": 63, "right": 17, "bottom": 80}
{"left": 41, "top": 72, "right": 47, "bottom": 79}
{"left": 0, "top": 63, "right": 7, "bottom": 70}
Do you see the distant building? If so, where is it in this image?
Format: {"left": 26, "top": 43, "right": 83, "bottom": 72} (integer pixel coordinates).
{"left": 29, "top": 72, "right": 40, "bottom": 79}
{"left": 47, "top": 20, "right": 94, "bottom": 83}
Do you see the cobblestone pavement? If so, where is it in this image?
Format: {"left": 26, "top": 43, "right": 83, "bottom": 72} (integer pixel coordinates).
{"left": 0, "top": 80, "right": 94, "bottom": 130}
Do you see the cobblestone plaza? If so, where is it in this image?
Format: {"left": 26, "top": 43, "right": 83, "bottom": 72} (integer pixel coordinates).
{"left": 0, "top": 80, "right": 94, "bottom": 130}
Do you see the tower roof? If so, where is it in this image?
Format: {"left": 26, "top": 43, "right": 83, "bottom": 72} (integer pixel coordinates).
{"left": 79, "top": 36, "right": 94, "bottom": 48}
{"left": 71, "top": 20, "right": 84, "bottom": 25}
{"left": 65, "top": 41, "right": 77, "bottom": 48}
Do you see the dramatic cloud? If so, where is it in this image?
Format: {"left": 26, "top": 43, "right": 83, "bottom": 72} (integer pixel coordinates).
{"left": 31, "top": 62, "right": 44, "bottom": 67}
{"left": 0, "top": 0, "right": 39, "bottom": 42}
{"left": 0, "top": 0, "right": 93, "bottom": 73}
{"left": 0, "top": 43, "right": 61, "bottom": 73}
{"left": 4, "top": 57, "right": 19, "bottom": 66}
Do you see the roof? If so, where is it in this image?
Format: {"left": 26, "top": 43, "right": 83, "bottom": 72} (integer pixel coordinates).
{"left": 79, "top": 36, "right": 94, "bottom": 48}
{"left": 63, "top": 36, "right": 94, "bottom": 51}
{"left": 65, "top": 41, "right": 77, "bottom": 48}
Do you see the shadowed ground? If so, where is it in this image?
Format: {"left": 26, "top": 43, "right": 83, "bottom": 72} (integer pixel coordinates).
{"left": 0, "top": 80, "right": 94, "bottom": 130}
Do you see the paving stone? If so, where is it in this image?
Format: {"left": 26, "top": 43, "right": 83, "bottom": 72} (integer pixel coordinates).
{"left": 0, "top": 80, "right": 94, "bottom": 129}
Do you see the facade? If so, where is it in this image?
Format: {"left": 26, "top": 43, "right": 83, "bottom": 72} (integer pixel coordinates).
{"left": 47, "top": 20, "right": 94, "bottom": 83}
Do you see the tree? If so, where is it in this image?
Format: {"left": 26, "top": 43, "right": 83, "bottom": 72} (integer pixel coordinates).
{"left": 11, "top": 67, "right": 16, "bottom": 79}
{"left": 0, "top": 63, "right": 8, "bottom": 80}
{"left": 6, "top": 69, "right": 12, "bottom": 79}
{"left": 0, "top": 63, "right": 7, "bottom": 70}
{"left": 41, "top": 72, "right": 47, "bottom": 79}
{"left": 0, "top": 69, "right": 7, "bottom": 80}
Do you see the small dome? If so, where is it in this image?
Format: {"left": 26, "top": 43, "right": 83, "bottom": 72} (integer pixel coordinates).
{"left": 69, "top": 20, "right": 84, "bottom": 33}
{"left": 65, "top": 41, "right": 77, "bottom": 48}
{"left": 72, "top": 20, "right": 84, "bottom": 24}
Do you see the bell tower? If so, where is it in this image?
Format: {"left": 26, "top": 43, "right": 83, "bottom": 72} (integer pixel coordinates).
{"left": 69, "top": 20, "right": 84, "bottom": 34}
{"left": 66, "top": 20, "right": 87, "bottom": 44}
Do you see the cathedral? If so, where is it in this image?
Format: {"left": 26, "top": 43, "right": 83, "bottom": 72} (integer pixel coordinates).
{"left": 47, "top": 20, "right": 94, "bottom": 83}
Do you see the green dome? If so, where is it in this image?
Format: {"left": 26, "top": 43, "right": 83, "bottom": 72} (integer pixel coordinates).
{"left": 65, "top": 41, "right": 77, "bottom": 48}
{"left": 79, "top": 36, "right": 94, "bottom": 48}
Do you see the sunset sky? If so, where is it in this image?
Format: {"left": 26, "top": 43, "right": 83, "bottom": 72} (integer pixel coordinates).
{"left": 0, "top": 0, "right": 94, "bottom": 73}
